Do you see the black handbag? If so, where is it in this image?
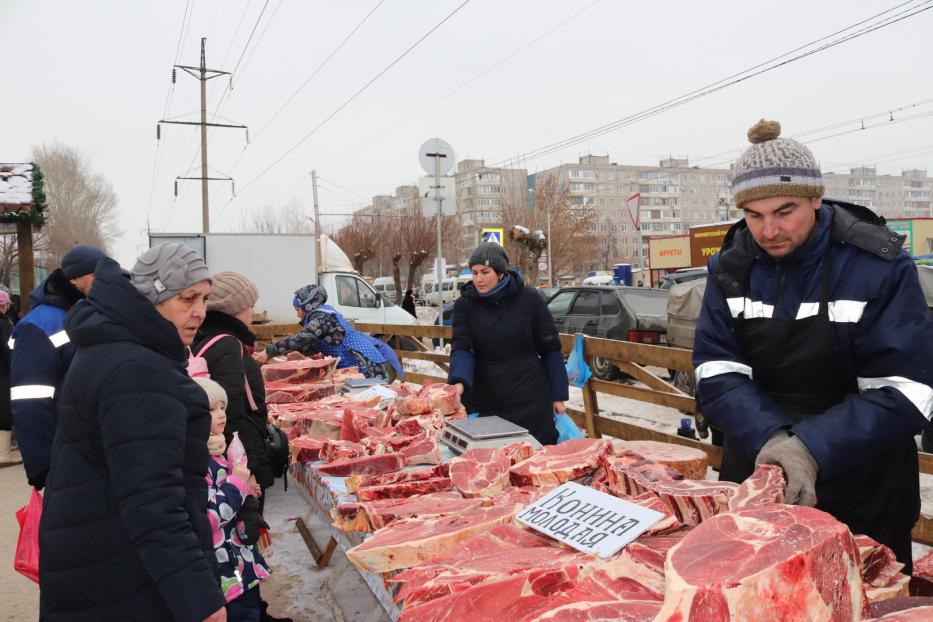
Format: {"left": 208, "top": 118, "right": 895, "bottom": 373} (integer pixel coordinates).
{"left": 265, "top": 423, "right": 289, "bottom": 489}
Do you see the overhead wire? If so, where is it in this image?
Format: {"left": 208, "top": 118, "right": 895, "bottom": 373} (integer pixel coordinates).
{"left": 318, "top": 0, "right": 602, "bottom": 170}
{"left": 492, "top": 0, "right": 933, "bottom": 169}
{"left": 216, "top": 0, "right": 475, "bottom": 223}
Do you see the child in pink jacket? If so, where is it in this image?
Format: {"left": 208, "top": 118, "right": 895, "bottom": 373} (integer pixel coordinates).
{"left": 195, "top": 377, "right": 270, "bottom": 622}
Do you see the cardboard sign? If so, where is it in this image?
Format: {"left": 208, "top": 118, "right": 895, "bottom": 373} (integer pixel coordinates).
{"left": 515, "top": 482, "right": 664, "bottom": 558}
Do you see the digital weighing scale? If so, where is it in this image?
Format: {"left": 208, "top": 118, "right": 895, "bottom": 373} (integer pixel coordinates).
{"left": 440, "top": 416, "right": 542, "bottom": 455}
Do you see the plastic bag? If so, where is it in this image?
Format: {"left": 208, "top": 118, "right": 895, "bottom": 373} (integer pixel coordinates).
{"left": 565, "top": 334, "right": 592, "bottom": 388}
{"left": 555, "top": 412, "right": 585, "bottom": 443}
{"left": 14, "top": 489, "right": 42, "bottom": 583}
{"left": 227, "top": 431, "right": 248, "bottom": 468}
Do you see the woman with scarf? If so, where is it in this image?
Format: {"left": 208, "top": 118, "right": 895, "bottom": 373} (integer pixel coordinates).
{"left": 257, "top": 284, "right": 390, "bottom": 379}
{"left": 448, "top": 242, "right": 569, "bottom": 445}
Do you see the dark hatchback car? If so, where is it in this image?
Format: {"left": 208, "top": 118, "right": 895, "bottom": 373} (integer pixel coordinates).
{"left": 546, "top": 286, "right": 670, "bottom": 380}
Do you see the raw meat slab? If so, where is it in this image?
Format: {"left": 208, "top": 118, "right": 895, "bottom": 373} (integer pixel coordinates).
{"left": 510, "top": 438, "right": 611, "bottom": 486}
{"left": 613, "top": 439, "right": 709, "bottom": 479}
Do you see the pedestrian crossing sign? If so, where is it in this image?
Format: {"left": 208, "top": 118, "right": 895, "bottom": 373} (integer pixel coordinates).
{"left": 482, "top": 228, "right": 504, "bottom": 245}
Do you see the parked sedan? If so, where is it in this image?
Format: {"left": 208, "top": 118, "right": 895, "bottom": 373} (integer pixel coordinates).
{"left": 546, "top": 286, "right": 670, "bottom": 380}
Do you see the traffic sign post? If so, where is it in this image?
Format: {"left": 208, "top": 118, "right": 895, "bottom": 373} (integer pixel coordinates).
{"left": 481, "top": 227, "right": 504, "bottom": 245}
{"left": 419, "top": 138, "right": 455, "bottom": 348}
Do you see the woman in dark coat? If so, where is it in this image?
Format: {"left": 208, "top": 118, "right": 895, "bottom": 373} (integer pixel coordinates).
{"left": 401, "top": 289, "right": 417, "bottom": 317}
{"left": 448, "top": 242, "right": 569, "bottom": 445}
{"left": 192, "top": 271, "right": 273, "bottom": 497}
{"left": 0, "top": 290, "right": 16, "bottom": 466}
{"left": 39, "top": 245, "right": 225, "bottom": 622}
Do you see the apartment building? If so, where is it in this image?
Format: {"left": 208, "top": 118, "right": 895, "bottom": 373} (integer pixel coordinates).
{"left": 454, "top": 159, "right": 529, "bottom": 256}
{"left": 534, "top": 154, "right": 735, "bottom": 266}
{"left": 823, "top": 166, "right": 931, "bottom": 219}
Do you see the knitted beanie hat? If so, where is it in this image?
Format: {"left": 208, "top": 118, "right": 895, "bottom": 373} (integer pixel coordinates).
{"left": 468, "top": 242, "right": 509, "bottom": 274}
{"left": 61, "top": 244, "right": 105, "bottom": 280}
{"left": 131, "top": 242, "right": 212, "bottom": 305}
{"left": 193, "top": 376, "right": 228, "bottom": 407}
{"left": 207, "top": 271, "right": 259, "bottom": 316}
{"left": 731, "top": 119, "right": 824, "bottom": 208}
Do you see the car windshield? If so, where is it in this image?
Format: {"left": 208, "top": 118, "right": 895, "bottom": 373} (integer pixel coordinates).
{"left": 622, "top": 291, "right": 669, "bottom": 316}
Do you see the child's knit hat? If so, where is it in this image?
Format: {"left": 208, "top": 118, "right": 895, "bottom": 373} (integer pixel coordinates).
{"left": 731, "top": 119, "right": 824, "bottom": 208}
{"left": 193, "top": 377, "right": 228, "bottom": 407}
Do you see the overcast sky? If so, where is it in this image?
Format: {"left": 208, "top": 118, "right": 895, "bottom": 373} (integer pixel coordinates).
{"left": 4, "top": 0, "right": 932, "bottom": 267}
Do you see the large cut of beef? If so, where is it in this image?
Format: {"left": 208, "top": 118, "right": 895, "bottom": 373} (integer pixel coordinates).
{"left": 396, "top": 412, "right": 446, "bottom": 434}
{"left": 854, "top": 534, "right": 910, "bottom": 605}
{"left": 656, "top": 505, "right": 866, "bottom": 621}
{"left": 510, "top": 438, "right": 611, "bottom": 486}
{"left": 318, "top": 439, "right": 366, "bottom": 463}
{"left": 728, "top": 464, "right": 786, "bottom": 510}
{"left": 515, "top": 570, "right": 663, "bottom": 622}
{"left": 355, "top": 477, "right": 453, "bottom": 502}
{"left": 260, "top": 356, "right": 337, "bottom": 383}
{"left": 613, "top": 439, "right": 709, "bottom": 479}
{"left": 263, "top": 381, "right": 338, "bottom": 403}
{"left": 867, "top": 606, "right": 933, "bottom": 620}
{"left": 289, "top": 434, "right": 329, "bottom": 462}
{"left": 400, "top": 433, "right": 441, "bottom": 465}
{"left": 450, "top": 447, "right": 512, "bottom": 498}
{"left": 346, "top": 503, "right": 520, "bottom": 573}
{"left": 397, "top": 567, "right": 580, "bottom": 622}
{"left": 314, "top": 452, "right": 404, "bottom": 477}
{"left": 346, "top": 464, "right": 449, "bottom": 493}
{"left": 331, "top": 491, "right": 485, "bottom": 532}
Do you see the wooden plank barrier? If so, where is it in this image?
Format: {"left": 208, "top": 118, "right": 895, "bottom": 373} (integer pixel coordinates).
{"left": 256, "top": 321, "right": 933, "bottom": 545}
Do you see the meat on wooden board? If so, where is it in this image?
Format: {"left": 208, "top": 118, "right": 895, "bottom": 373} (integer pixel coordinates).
{"left": 657, "top": 505, "right": 866, "bottom": 621}
{"left": 612, "top": 439, "right": 709, "bottom": 479}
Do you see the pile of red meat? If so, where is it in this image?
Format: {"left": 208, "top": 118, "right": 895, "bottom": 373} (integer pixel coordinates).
{"left": 334, "top": 437, "right": 926, "bottom": 621}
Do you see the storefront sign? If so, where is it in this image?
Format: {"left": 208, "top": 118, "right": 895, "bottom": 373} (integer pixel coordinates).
{"left": 515, "top": 482, "right": 663, "bottom": 558}
{"left": 690, "top": 221, "right": 738, "bottom": 267}
{"left": 648, "top": 235, "right": 690, "bottom": 270}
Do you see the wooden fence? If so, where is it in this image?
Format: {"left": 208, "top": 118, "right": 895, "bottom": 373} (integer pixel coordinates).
{"left": 254, "top": 321, "right": 933, "bottom": 545}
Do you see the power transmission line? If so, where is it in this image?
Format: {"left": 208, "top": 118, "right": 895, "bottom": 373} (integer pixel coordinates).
{"left": 492, "top": 0, "right": 933, "bottom": 169}
{"left": 320, "top": 0, "right": 603, "bottom": 170}
{"left": 217, "top": 0, "right": 474, "bottom": 222}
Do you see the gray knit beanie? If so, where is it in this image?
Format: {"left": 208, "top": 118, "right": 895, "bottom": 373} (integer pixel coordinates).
{"left": 731, "top": 119, "right": 824, "bottom": 208}
{"left": 131, "top": 242, "right": 212, "bottom": 305}
{"left": 207, "top": 271, "right": 259, "bottom": 316}
{"left": 468, "top": 242, "right": 509, "bottom": 274}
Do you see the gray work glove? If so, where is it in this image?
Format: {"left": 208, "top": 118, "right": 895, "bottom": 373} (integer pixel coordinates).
{"left": 755, "top": 435, "right": 818, "bottom": 507}
{"left": 757, "top": 429, "right": 790, "bottom": 456}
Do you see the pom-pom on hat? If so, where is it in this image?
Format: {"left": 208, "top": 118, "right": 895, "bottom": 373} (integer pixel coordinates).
{"left": 731, "top": 119, "right": 824, "bottom": 208}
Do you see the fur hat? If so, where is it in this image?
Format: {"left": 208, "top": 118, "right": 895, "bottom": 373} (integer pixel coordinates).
{"left": 207, "top": 271, "right": 259, "bottom": 316}
{"left": 731, "top": 119, "right": 824, "bottom": 208}
{"left": 193, "top": 376, "right": 228, "bottom": 407}
{"left": 468, "top": 242, "right": 509, "bottom": 274}
{"left": 61, "top": 244, "right": 105, "bottom": 280}
{"left": 131, "top": 242, "right": 212, "bottom": 305}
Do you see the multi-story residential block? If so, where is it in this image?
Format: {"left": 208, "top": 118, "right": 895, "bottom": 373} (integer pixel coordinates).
{"left": 454, "top": 159, "right": 529, "bottom": 256}
{"left": 823, "top": 166, "right": 931, "bottom": 218}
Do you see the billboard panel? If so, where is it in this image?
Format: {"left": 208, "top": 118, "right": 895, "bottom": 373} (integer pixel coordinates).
{"left": 648, "top": 235, "right": 691, "bottom": 270}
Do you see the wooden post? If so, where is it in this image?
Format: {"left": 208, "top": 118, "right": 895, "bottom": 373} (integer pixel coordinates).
{"left": 16, "top": 221, "right": 34, "bottom": 314}
{"left": 581, "top": 336, "right": 601, "bottom": 439}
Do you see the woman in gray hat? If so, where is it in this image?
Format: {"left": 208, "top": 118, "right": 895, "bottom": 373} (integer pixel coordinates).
{"left": 39, "top": 243, "right": 226, "bottom": 622}
{"left": 448, "top": 242, "right": 569, "bottom": 445}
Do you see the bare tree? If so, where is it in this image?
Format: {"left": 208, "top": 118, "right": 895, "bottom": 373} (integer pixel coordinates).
{"left": 333, "top": 214, "right": 380, "bottom": 274}
{"left": 27, "top": 143, "right": 121, "bottom": 271}
{"left": 497, "top": 176, "right": 597, "bottom": 285}
{"left": 239, "top": 197, "right": 313, "bottom": 234}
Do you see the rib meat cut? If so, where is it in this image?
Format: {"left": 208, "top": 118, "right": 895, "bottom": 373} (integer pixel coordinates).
{"left": 355, "top": 477, "right": 453, "bottom": 502}
{"left": 728, "top": 464, "right": 786, "bottom": 510}
{"left": 656, "top": 505, "right": 866, "bottom": 621}
{"left": 346, "top": 464, "right": 449, "bottom": 493}
{"left": 346, "top": 503, "right": 520, "bottom": 573}
{"left": 331, "top": 492, "right": 485, "bottom": 532}
{"left": 510, "top": 438, "right": 611, "bottom": 486}
{"left": 314, "top": 452, "right": 404, "bottom": 477}
{"left": 260, "top": 356, "right": 337, "bottom": 383}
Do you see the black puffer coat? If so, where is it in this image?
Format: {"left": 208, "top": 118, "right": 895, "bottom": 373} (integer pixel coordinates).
{"left": 448, "top": 271, "right": 569, "bottom": 445}
{"left": 193, "top": 310, "right": 273, "bottom": 488}
{"left": 39, "top": 258, "right": 225, "bottom": 622}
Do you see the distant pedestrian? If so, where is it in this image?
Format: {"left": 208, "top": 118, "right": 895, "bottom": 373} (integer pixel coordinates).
{"left": 0, "top": 290, "right": 17, "bottom": 466}
{"left": 401, "top": 289, "right": 417, "bottom": 317}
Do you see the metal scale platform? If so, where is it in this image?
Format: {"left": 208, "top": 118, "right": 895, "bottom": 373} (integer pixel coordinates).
{"left": 440, "top": 416, "right": 541, "bottom": 455}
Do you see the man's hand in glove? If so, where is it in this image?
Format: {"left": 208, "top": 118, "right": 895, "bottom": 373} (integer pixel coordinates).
{"left": 755, "top": 435, "right": 819, "bottom": 507}
{"left": 757, "top": 429, "right": 789, "bottom": 456}
{"left": 235, "top": 496, "right": 270, "bottom": 545}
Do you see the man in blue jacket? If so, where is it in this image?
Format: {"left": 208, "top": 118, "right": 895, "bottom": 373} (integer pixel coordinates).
{"left": 10, "top": 244, "right": 104, "bottom": 489}
{"left": 693, "top": 119, "right": 933, "bottom": 570}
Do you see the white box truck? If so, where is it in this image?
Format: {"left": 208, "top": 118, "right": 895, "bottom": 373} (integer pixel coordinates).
{"left": 149, "top": 233, "right": 417, "bottom": 326}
